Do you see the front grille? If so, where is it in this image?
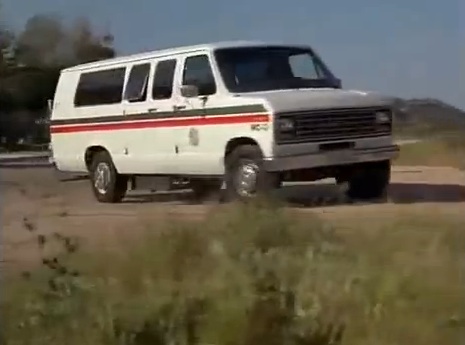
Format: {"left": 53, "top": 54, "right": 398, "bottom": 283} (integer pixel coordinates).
{"left": 275, "top": 107, "right": 392, "bottom": 144}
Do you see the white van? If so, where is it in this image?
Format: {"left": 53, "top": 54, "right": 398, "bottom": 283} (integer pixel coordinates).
{"left": 50, "top": 40, "right": 399, "bottom": 203}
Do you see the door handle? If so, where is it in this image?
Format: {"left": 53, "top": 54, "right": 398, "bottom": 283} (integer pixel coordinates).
{"left": 173, "top": 105, "right": 186, "bottom": 111}
{"left": 147, "top": 108, "right": 158, "bottom": 113}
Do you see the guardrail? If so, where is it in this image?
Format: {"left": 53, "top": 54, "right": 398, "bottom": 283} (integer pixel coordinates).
{"left": 0, "top": 152, "right": 51, "bottom": 168}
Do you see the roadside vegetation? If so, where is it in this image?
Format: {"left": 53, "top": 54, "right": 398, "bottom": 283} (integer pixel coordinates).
{"left": 1, "top": 12, "right": 115, "bottom": 149}
{"left": 2, "top": 200, "right": 464, "bottom": 345}
{"left": 393, "top": 103, "right": 465, "bottom": 170}
{"left": 395, "top": 134, "right": 465, "bottom": 170}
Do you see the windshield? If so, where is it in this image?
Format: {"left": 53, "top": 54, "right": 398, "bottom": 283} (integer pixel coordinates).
{"left": 214, "top": 46, "right": 339, "bottom": 93}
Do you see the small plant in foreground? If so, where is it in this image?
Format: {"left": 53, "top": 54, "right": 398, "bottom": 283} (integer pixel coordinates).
{"left": 2, "top": 228, "right": 93, "bottom": 345}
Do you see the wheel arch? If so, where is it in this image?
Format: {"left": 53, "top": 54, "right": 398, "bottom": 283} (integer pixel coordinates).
{"left": 84, "top": 145, "right": 110, "bottom": 171}
{"left": 224, "top": 137, "right": 264, "bottom": 163}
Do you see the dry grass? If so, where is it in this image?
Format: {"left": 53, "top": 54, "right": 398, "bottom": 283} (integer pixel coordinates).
{"left": 395, "top": 136, "right": 465, "bottom": 169}
{"left": 2, "top": 200, "right": 464, "bottom": 345}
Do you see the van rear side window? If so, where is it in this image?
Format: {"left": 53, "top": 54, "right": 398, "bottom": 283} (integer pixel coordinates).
{"left": 74, "top": 67, "right": 126, "bottom": 107}
{"left": 152, "top": 59, "right": 176, "bottom": 100}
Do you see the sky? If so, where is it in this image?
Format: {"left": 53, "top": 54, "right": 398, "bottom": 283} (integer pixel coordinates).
{"left": 2, "top": 0, "right": 464, "bottom": 110}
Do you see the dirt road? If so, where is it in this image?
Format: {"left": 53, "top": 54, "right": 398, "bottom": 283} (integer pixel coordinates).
{"left": 1, "top": 165, "right": 464, "bottom": 268}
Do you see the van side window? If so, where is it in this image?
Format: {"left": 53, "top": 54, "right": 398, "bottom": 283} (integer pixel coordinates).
{"left": 74, "top": 67, "right": 126, "bottom": 107}
{"left": 124, "top": 63, "right": 151, "bottom": 102}
{"left": 152, "top": 59, "right": 176, "bottom": 100}
{"left": 182, "top": 55, "right": 216, "bottom": 96}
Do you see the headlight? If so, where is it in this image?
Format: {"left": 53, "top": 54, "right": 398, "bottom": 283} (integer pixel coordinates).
{"left": 375, "top": 111, "right": 391, "bottom": 124}
{"left": 278, "top": 118, "right": 295, "bottom": 131}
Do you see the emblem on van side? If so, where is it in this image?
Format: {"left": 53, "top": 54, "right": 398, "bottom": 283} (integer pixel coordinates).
{"left": 188, "top": 127, "right": 199, "bottom": 146}
{"left": 251, "top": 123, "right": 269, "bottom": 131}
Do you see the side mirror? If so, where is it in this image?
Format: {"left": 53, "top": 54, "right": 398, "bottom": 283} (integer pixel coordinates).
{"left": 334, "top": 78, "right": 342, "bottom": 89}
{"left": 180, "top": 84, "right": 199, "bottom": 98}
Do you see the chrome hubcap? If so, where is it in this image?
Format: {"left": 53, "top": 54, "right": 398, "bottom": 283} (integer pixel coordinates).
{"left": 94, "top": 162, "right": 111, "bottom": 194}
{"left": 234, "top": 162, "right": 259, "bottom": 197}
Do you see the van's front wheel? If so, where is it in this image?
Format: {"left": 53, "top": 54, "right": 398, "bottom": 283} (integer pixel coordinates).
{"left": 224, "top": 145, "right": 279, "bottom": 202}
{"left": 89, "top": 151, "right": 128, "bottom": 203}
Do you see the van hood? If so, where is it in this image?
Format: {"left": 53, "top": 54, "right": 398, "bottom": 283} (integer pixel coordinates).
{"left": 239, "top": 88, "right": 396, "bottom": 113}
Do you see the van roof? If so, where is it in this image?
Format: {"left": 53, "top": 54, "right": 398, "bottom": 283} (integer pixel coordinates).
{"left": 62, "top": 40, "right": 309, "bottom": 72}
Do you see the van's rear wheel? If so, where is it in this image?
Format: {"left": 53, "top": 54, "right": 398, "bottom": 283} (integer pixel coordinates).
{"left": 224, "top": 145, "right": 279, "bottom": 202}
{"left": 89, "top": 151, "right": 128, "bottom": 203}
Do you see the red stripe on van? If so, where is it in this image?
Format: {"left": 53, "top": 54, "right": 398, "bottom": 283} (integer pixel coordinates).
{"left": 50, "top": 113, "right": 270, "bottom": 134}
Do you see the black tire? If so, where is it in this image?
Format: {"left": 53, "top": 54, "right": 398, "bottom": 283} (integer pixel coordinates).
{"left": 89, "top": 151, "right": 128, "bottom": 203}
{"left": 346, "top": 160, "right": 391, "bottom": 200}
{"left": 190, "top": 179, "right": 222, "bottom": 201}
{"left": 224, "top": 145, "right": 279, "bottom": 202}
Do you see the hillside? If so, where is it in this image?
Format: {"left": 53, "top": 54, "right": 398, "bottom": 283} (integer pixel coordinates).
{"left": 393, "top": 98, "right": 465, "bottom": 137}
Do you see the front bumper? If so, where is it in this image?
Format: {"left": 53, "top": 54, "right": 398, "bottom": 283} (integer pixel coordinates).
{"left": 263, "top": 144, "right": 400, "bottom": 172}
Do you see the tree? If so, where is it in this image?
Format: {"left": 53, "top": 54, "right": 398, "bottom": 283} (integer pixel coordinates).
{"left": 0, "top": 28, "right": 14, "bottom": 66}
{"left": 14, "top": 14, "right": 116, "bottom": 67}
{"left": 0, "top": 12, "right": 117, "bottom": 148}
{"left": 70, "top": 17, "right": 116, "bottom": 64}
{"left": 14, "top": 14, "right": 66, "bottom": 67}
